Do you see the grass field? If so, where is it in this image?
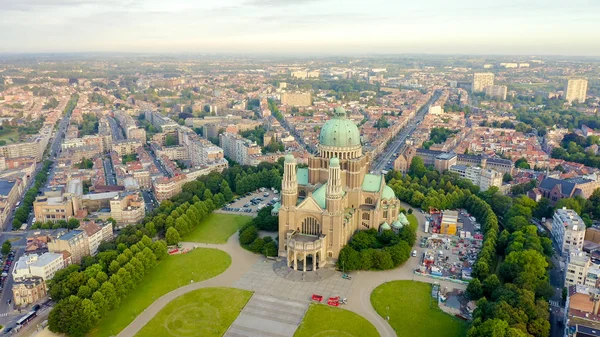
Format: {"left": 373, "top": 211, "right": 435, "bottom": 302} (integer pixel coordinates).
{"left": 0, "top": 129, "right": 19, "bottom": 145}
{"left": 90, "top": 248, "right": 232, "bottom": 337}
{"left": 134, "top": 287, "right": 252, "bottom": 337}
{"left": 407, "top": 214, "right": 418, "bottom": 231}
{"left": 371, "top": 281, "right": 468, "bottom": 337}
{"left": 294, "top": 304, "right": 378, "bottom": 337}
{"left": 183, "top": 213, "right": 251, "bottom": 244}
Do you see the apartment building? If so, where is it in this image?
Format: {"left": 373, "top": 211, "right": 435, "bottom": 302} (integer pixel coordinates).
{"left": 0, "top": 137, "right": 45, "bottom": 161}
{"left": 566, "top": 253, "right": 592, "bottom": 287}
{"left": 281, "top": 92, "right": 312, "bottom": 107}
{"left": 112, "top": 139, "right": 143, "bottom": 156}
{"left": 566, "top": 285, "right": 600, "bottom": 332}
{"left": 565, "top": 78, "right": 588, "bottom": 103}
{"left": 485, "top": 85, "right": 508, "bottom": 100}
{"left": 472, "top": 73, "right": 494, "bottom": 93}
{"left": 144, "top": 110, "right": 179, "bottom": 133}
{"left": 219, "top": 132, "right": 261, "bottom": 166}
{"left": 47, "top": 229, "right": 90, "bottom": 264}
{"left": 0, "top": 178, "right": 25, "bottom": 226}
{"left": 12, "top": 252, "right": 65, "bottom": 281}
{"left": 12, "top": 277, "right": 47, "bottom": 307}
{"left": 552, "top": 207, "right": 587, "bottom": 255}
{"left": 79, "top": 221, "right": 113, "bottom": 255}
{"left": 449, "top": 165, "right": 503, "bottom": 192}
{"left": 109, "top": 192, "right": 145, "bottom": 225}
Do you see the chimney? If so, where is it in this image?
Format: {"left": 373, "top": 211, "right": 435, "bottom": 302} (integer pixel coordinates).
{"left": 593, "top": 294, "right": 600, "bottom": 316}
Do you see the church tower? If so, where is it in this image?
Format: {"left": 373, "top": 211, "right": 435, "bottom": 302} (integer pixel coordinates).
{"left": 282, "top": 154, "right": 298, "bottom": 208}
{"left": 326, "top": 157, "right": 343, "bottom": 214}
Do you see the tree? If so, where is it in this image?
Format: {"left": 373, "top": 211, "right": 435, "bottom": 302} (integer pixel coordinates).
{"left": 165, "top": 227, "right": 181, "bottom": 245}
{"left": 1, "top": 240, "right": 11, "bottom": 255}
{"left": 515, "top": 157, "right": 530, "bottom": 169}
{"left": 503, "top": 173, "right": 513, "bottom": 182}
{"left": 263, "top": 241, "right": 278, "bottom": 257}
{"left": 67, "top": 218, "right": 80, "bottom": 229}
{"left": 239, "top": 225, "right": 258, "bottom": 245}
{"left": 466, "top": 278, "right": 483, "bottom": 300}
{"left": 408, "top": 156, "right": 427, "bottom": 178}
{"left": 165, "top": 134, "right": 177, "bottom": 146}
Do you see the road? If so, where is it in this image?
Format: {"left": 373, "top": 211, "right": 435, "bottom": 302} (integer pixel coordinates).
{"left": 370, "top": 90, "right": 442, "bottom": 174}
{"left": 106, "top": 116, "right": 125, "bottom": 141}
{"left": 141, "top": 190, "right": 157, "bottom": 213}
{"left": 103, "top": 157, "right": 117, "bottom": 185}
{"left": 146, "top": 146, "right": 172, "bottom": 178}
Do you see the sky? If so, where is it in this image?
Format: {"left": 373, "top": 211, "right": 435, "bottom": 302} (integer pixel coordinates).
{"left": 0, "top": 0, "right": 599, "bottom": 55}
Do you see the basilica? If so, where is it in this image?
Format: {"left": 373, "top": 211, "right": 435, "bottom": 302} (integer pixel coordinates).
{"left": 276, "top": 107, "right": 404, "bottom": 271}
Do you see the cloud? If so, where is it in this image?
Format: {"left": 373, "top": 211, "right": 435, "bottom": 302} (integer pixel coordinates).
{"left": 0, "top": 0, "right": 137, "bottom": 12}
{"left": 244, "top": 0, "right": 320, "bottom": 8}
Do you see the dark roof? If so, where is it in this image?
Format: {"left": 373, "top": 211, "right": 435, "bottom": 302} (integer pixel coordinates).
{"left": 0, "top": 179, "right": 16, "bottom": 196}
{"left": 57, "top": 229, "right": 84, "bottom": 241}
{"left": 567, "top": 177, "right": 594, "bottom": 184}
{"left": 485, "top": 157, "right": 512, "bottom": 165}
{"left": 539, "top": 177, "right": 577, "bottom": 196}
{"left": 457, "top": 153, "right": 481, "bottom": 161}
{"left": 416, "top": 148, "right": 444, "bottom": 156}
{"left": 577, "top": 325, "right": 600, "bottom": 337}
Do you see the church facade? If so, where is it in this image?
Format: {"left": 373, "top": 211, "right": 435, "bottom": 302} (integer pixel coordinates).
{"left": 276, "top": 107, "right": 403, "bottom": 271}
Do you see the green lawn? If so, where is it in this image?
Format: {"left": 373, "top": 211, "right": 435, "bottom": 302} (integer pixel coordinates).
{"left": 0, "top": 129, "right": 19, "bottom": 145}
{"left": 183, "top": 213, "right": 251, "bottom": 243}
{"left": 294, "top": 304, "right": 378, "bottom": 337}
{"left": 134, "top": 287, "right": 252, "bottom": 337}
{"left": 90, "top": 248, "right": 232, "bottom": 337}
{"left": 371, "top": 281, "right": 468, "bottom": 337}
{"left": 407, "top": 214, "right": 418, "bottom": 231}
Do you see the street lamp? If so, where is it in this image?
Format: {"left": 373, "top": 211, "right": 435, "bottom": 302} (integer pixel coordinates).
{"left": 386, "top": 306, "right": 390, "bottom": 321}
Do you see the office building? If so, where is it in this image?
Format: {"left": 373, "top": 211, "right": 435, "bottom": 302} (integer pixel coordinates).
{"left": 472, "top": 73, "right": 494, "bottom": 93}
{"left": 33, "top": 187, "right": 78, "bottom": 223}
{"left": 565, "top": 78, "right": 588, "bottom": 103}
{"left": 47, "top": 230, "right": 90, "bottom": 264}
{"left": 552, "top": 207, "right": 586, "bottom": 255}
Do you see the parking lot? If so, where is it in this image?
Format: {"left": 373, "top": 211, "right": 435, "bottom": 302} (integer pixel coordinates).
{"left": 0, "top": 250, "right": 14, "bottom": 294}
{"left": 222, "top": 189, "right": 280, "bottom": 215}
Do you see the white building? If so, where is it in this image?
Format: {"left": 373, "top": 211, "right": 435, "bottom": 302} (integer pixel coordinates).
{"left": 79, "top": 221, "right": 113, "bottom": 256}
{"left": 565, "top": 78, "right": 588, "bottom": 103}
{"left": 565, "top": 252, "right": 591, "bottom": 287}
{"left": 428, "top": 105, "right": 444, "bottom": 115}
{"left": 472, "top": 73, "right": 494, "bottom": 93}
{"left": 552, "top": 207, "right": 586, "bottom": 255}
{"left": 12, "top": 253, "right": 65, "bottom": 281}
{"left": 448, "top": 165, "right": 502, "bottom": 192}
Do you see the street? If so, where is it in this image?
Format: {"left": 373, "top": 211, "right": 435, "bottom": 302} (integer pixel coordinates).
{"left": 371, "top": 90, "right": 442, "bottom": 173}
{"left": 103, "top": 157, "right": 117, "bottom": 185}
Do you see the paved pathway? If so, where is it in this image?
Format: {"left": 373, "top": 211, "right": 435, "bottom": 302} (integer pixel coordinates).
{"left": 119, "top": 204, "right": 467, "bottom": 337}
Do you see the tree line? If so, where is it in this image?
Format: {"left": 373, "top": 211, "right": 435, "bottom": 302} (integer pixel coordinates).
{"left": 12, "top": 160, "right": 52, "bottom": 229}
{"left": 238, "top": 206, "right": 279, "bottom": 257}
{"left": 48, "top": 236, "right": 168, "bottom": 336}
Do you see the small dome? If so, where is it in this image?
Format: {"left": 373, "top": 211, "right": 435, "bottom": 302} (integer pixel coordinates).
{"left": 319, "top": 107, "right": 361, "bottom": 148}
{"left": 382, "top": 185, "right": 395, "bottom": 199}
{"left": 380, "top": 222, "right": 391, "bottom": 231}
{"left": 397, "top": 212, "right": 409, "bottom": 225}
{"left": 284, "top": 154, "right": 295, "bottom": 163}
{"left": 392, "top": 220, "right": 403, "bottom": 229}
{"left": 330, "top": 157, "right": 340, "bottom": 167}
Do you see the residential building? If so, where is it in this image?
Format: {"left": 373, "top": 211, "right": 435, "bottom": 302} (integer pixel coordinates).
{"left": 440, "top": 210, "right": 458, "bottom": 235}
{"left": 219, "top": 132, "right": 261, "bottom": 166}
{"left": 79, "top": 221, "right": 113, "bottom": 255}
{"left": 565, "top": 78, "right": 588, "bottom": 103}
{"left": 566, "top": 285, "right": 600, "bottom": 333}
{"left": 109, "top": 192, "right": 145, "bottom": 225}
{"left": 586, "top": 264, "right": 600, "bottom": 288}
{"left": 12, "top": 252, "right": 65, "bottom": 281}
{"left": 47, "top": 230, "right": 90, "bottom": 264}
{"left": 552, "top": 207, "right": 587, "bottom": 255}
{"left": 112, "top": 139, "right": 143, "bottom": 156}
{"left": 428, "top": 105, "right": 443, "bottom": 115}
{"left": 472, "top": 73, "right": 494, "bottom": 93}
{"left": 281, "top": 92, "right": 312, "bottom": 107}
{"left": 485, "top": 85, "right": 508, "bottom": 100}
{"left": 449, "top": 165, "right": 503, "bottom": 192}
{"left": 12, "top": 277, "right": 47, "bottom": 307}
{"left": 566, "top": 253, "right": 591, "bottom": 287}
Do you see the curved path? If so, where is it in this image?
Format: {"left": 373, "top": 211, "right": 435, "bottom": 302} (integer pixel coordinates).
{"left": 119, "top": 203, "right": 466, "bottom": 337}
{"left": 117, "top": 233, "right": 259, "bottom": 337}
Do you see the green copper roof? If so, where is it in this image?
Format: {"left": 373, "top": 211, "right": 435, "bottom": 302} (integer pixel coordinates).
{"left": 382, "top": 185, "right": 395, "bottom": 200}
{"left": 397, "top": 212, "right": 409, "bottom": 225}
{"left": 272, "top": 202, "right": 281, "bottom": 214}
{"left": 392, "top": 220, "right": 403, "bottom": 229}
{"left": 284, "top": 154, "right": 295, "bottom": 163}
{"left": 330, "top": 157, "right": 340, "bottom": 167}
{"left": 319, "top": 107, "right": 361, "bottom": 147}
{"left": 362, "top": 174, "right": 382, "bottom": 192}
{"left": 312, "top": 184, "right": 327, "bottom": 209}
{"left": 380, "top": 222, "right": 391, "bottom": 231}
{"left": 297, "top": 168, "right": 308, "bottom": 185}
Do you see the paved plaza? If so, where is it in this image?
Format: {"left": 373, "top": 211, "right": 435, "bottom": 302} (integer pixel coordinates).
{"left": 224, "top": 294, "right": 308, "bottom": 337}
{"left": 235, "top": 259, "right": 354, "bottom": 303}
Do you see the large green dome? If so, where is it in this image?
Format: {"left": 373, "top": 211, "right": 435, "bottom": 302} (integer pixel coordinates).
{"left": 319, "top": 107, "right": 361, "bottom": 147}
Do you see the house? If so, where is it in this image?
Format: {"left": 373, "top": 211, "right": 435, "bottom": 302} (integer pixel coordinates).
{"left": 12, "top": 277, "right": 47, "bottom": 307}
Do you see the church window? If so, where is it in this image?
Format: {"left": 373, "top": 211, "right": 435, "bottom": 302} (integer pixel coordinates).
{"left": 328, "top": 252, "right": 333, "bottom": 258}
{"left": 362, "top": 213, "right": 370, "bottom": 220}
{"left": 365, "top": 197, "right": 373, "bottom": 204}
{"left": 383, "top": 210, "right": 388, "bottom": 218}
{"left": 362, "top": 222, "right": 369, "bottom": 228}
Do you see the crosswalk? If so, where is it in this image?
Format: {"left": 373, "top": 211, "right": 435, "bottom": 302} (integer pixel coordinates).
{"left": 0, "top": 313, "right": 9, "bottom": 317}
{"left": 549, "top": 300, "right": 561, "bottom": 307}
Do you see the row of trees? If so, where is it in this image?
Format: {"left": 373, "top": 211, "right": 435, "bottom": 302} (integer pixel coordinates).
{"left": 12, "top": 160, "right": 52, "bottom": 229}
{"left": 31, "top": 218, "right": 81, "bottom": 230}
{"left": 238, "top": 206, "right": 279, "bottom": 257}
{"left": 467, "top": 193, "right": 553, "bottom": 337}
{"left": 48, "top": 236, "right": 168, "bottom": 336}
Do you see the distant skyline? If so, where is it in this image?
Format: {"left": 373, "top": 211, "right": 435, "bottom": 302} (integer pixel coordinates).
{"left": 1, "top": 0, "right": 599, "bottom": 55}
